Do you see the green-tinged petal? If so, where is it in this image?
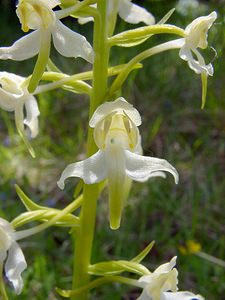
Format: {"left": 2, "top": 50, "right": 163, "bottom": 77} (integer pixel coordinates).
{"left": 5, "top": 242, "right": 27, "bottom": 294}
{"left": 105, "top": 144, "right": 127, "bottom": 230}
{"left": 0, "top": 31, "right": 40, "bottom": 61}
{"left": 52, "top": 19, "right": 94, "bottom": 63}
{"left": 201, "top": 71, "right": 207, "bottom": 109}
{"left": 125, "top": 150, "right": 179, "bottom": 184}
{"left": 89, "top": 97, "right": 141, "bottom": 128}
{"left": 119, "top": 0, "right": 155, "bottom": 25}
{"left": 57, "top": 150, "right": 106, "bottom": 189}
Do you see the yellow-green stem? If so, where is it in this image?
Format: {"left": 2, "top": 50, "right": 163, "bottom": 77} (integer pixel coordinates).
{"left": 71, "top": 1, "right": 110, "bottom": 299}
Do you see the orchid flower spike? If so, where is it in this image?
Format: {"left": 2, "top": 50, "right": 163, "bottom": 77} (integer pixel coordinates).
{"left": 0, "top": 72, "right": 39, "bottom": 139}
{"left": 179, "top": 11, "right": 217, "bottom": 75}
{"left": 57, "top": 97, "right": 178, "bottom": 230}
{"left": 78, "top": 0, "right": 155, "bottom": 26}
{"left": 0, "top": 0, "right": 93, "bottom": 92}
{"left": 0, "top": 218, "right": 27, "bottom": 295}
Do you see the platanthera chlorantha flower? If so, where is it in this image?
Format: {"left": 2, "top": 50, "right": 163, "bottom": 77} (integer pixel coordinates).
{"left": 0, "top": 218, "right": 27, "bottom": 294}
{"left": 137, "top": 256, "right": 204, "bottom": 300}
{"left": 57, "top": 97, "right": 178, "bottom": 229}
{"left": 177, "top": 11, "right": 217, "bottom": 75}
{"left": 0, "top": 72, "right": 39, "bottom": 138}
{"left": 0, "top": 0, "right": 93, "bottom": 92}
{"left": 137, "top": 256, "right": 178, "bottom": 300}
{"left": 78, "top": 0, "right": 155, "bottom": 26}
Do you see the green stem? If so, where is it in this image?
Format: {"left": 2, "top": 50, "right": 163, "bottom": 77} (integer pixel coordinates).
{"left": 109, "top": 39, "right": 183, "bottom": 96}
{"left": 58, "top": 275, "right": 142, "bottom": 298}
{"left": 71, "top": 1, "right": 110, "bottom": 300}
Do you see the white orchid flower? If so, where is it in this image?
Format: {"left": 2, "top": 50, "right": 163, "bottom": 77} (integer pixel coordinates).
{"left": 177, "top": 11, "right": 217, "bottom": 75}
{"left": 0, "top": 72, "right": 39, "bottom": 138}
{"left": 78, "top": 0, "right": 155, "bottom": 26}
{"left": 0, "top": 218, "right": 27, "bottom": 294}
{"left": 161, "top": 291, "right": 204, "bottom": 300}
{"left": 0, "top": 0, "right": 93, "bottom": 92}
{"left": 137, "top": 256, "right": 178, "bottom": 300}
{"left": 57, "top": 97, "right": 178, "bottom": 229}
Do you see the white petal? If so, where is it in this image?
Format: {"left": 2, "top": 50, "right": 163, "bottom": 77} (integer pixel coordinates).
{"left": 24, "top": 96, "right": 40, "bottom": 138}
{"left": 0, "top": 89, "right": 20, "bottom": 111}
{"left": 187, "top": 60, "right": 213, "bottom": 76}
{"left": 57, "top": 150, "right": 106, "bottom": 189}
{"left": 0, "top": 30, "right": 40, "bottom": 61}
{"left": 0, "top": 72, "right": 25, "bottom": 110}
{"left": 119, "top": 0, "right": 155, "bottom": 25}
{"left": 155, "top": 256, "right": 177, "bottom": 274}
{"left": 5, "top": 242, "right": 27, "bottom": 294}
{"left": 125, "top": 151, "right": 179, "bottom": 184}
{"left": 89, "top": 97, "right": 142, "bottom": 128}
{"left": 52, "top": 19, "right": 94, "bottom": 63}
{"left": 179, "top": 44, "right": 192, "bottom": 62}
{"left": 162, "top": 291, "right": 205, "bottom": 300}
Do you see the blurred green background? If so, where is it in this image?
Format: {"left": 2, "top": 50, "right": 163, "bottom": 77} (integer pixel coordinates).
{"left": 0, "top": 0, "right": 224, "bottom": 299}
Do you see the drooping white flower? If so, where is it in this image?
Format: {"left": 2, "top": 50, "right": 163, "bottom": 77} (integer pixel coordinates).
{"left": 0, "top": 72, "right": 39, "bottom": 138}
{"left": 78, "top": 0, "right": 155, "bottom": 26}
{"left": 0, "top": 218, "right": 27, "bottom": 294}
{"left": 0, "top": 0, "right": 93, "bottom": 63}
{"left": 137, "top": 256, "right": 178, "bottom": 300}
{"left": 161, "top": 291, "right": 205, "bottom": 300}
{"left": 178, "top": 11, "right": 217, "bottom": 75}
{"left": 57, "top": 97, "right": 178, "bottom": 229}
{"left": 137, "top": 257, "right": 205, "bottom": 300}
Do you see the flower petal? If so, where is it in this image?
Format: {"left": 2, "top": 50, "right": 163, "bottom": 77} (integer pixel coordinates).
{"left": 57, "top": 150, "right": 106, "bottom": 189}
{"left": 125, "top": 150, "right": 179, "bottom": 184}
{"left": 0, "top": 72, "right": 25, "bottom": 111}
{"left": 0, "top": 30, "right": 40, "bottom": 61}
{"left": 119, "top": 0, "right": 155, "bottom": 25}
{"left": 89, "top": 97, "right": 142, "bottom": 128}
{"left": 162, "top": 291, "right": 205, "bottom": 300}
{"left": 52, "top": 19, "right": 94, "bottom": 63}
{"left": 155, "top": 256, "right": 177, "bottom": 274}
{"left": 24, "top": 96, "right": 40, "bottom": 138}
{"left": 5, "top": 242, "right": 27, "bottom": 294}
{"left": 0, "top": 89, "right": 19, "bottom": 111}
